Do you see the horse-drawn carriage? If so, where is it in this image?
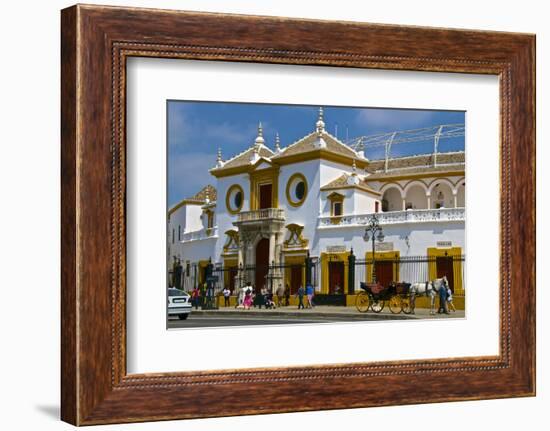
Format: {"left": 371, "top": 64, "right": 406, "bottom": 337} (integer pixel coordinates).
{"left": 356, "top": 281, "right": 413, "bottom": 314}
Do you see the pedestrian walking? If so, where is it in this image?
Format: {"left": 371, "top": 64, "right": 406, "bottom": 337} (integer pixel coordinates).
{"left": 275, "top": 284, "right": 284, "bottom": 307}
{"left": 296, "top": 285, "right": 305, "bottom": 309}
{"left": 437, "top": 283, "right": 449, "bottom": 314}
{"left": 305, "top": 284, "right": 314, "bottom": 309}
{"left": 223, "top": 287, "right": 231, "bottom": 307}
{"left": 243, "top": 288, "right": 253, "bottom": 310}
{"left": 191, "top": 287, "right": 200, "bottom": 310}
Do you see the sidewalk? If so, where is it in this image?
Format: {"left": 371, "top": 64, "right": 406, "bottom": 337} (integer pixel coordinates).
{"left": 190, "top": 305, "right": 465, "bottom": 320}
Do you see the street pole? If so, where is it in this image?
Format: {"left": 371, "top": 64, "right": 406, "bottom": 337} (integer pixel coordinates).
{"left": 363, "top": 213, "right": 384, "bottom": 284}
{"left": 372, "top": 231, "right": 377, "bottom": 283}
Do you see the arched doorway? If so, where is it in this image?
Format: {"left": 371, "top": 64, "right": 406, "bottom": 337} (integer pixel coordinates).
{"left": 430, "top": 181, "right": 454, "bottom": 209}
{"left": 457, "top": 181, "right": 465, "bottom": 207}
{"left": 255, "top": 238, "right": 269, "bottom": 293}
{"left": 404, "top": 183, "right": 428, "bottom": 209}
{"left": 381, "top": 187, "right": 402, "bottom": 212}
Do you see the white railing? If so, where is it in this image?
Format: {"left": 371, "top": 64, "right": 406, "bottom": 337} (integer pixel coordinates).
{"left": 180, "top": 226, "right": 218, "bottom": 242}
{"left": 318, "top": 208, "right": 465, "bottom": 228}
{"left": 236, "top": 208, "right": 285, "bottom": 223}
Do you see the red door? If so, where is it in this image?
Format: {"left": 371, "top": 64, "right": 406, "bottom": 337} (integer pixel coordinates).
{"left": 259, "top": 183, "right": 273, "bottom": 209}
{"left": 436, "top": 256, "right": 455, "bottom": 292}
{"left": 255, "top": 238, "right": 270, "bottom": 293}
{"left": 290, "top": 265, "right": 302, "bottom": 295}
{"left": 374, "top": 261, "right": 393, "bottom": 287}
{"left": 228, "top": 267, "right": 238, "bottom": 293}
{"left": 329, "top": 261, "right": 345, "bottom": 294}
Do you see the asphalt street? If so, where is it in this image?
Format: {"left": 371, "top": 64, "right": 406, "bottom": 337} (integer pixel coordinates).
{"left": 167, "top": 313, "right": 418, "bottom": 328}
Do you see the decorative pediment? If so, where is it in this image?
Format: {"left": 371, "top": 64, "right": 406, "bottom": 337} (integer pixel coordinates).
{"left": 284, "top": 223, "right": 309, "bottom": 249}
{"left": 223, "top": 229, "right": 240, "bottom": 254}
{"left": 253, "top": 159, "right": 273, "bottom": 170}
{"left": 327, "top": 191, "right": 345, "bottom": 201}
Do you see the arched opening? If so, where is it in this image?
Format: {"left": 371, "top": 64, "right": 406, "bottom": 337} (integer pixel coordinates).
{"left": 255, "top": 238, "right": 269, "bottom": 293}
{"left": 404, "top": 183, "right": 428, "bottom": 210}
{"left": 381, "top": 187, "right": 402, "bottom": 212}
{"left": 457, "top": 181, "right": 465, "bottom": 207}
{"left": 430, "top": 181, "right": 454, "bottom": 209}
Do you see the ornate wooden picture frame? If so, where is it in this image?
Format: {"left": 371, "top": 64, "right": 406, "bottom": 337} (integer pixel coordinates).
{"left": 61, "top": 4, "right": 535, "bottom": 425}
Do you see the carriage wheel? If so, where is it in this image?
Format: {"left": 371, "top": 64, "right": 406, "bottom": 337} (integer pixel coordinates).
{"left": 389, "top": 296, "right": 402, "bottom": 314}
{"left": 355, "top": 292, "right": 370, "bottom": 313}
{"left": 371, "top": 299, "right": 385, "bottom": 313}
{"left": 402, "top": 298, "right": 413, "bottom": 314}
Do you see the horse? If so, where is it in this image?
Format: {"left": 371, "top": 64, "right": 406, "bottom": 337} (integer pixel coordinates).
{"left": 409, "top": 276, "right": 448, "bottom": 315}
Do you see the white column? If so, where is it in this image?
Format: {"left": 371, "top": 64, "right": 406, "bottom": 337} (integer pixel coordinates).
{"left": 426, "top": 193, "right": 431, "bottom": 209}
{"left": 453, "top": 192, "right": 458, "bottom": 208}
{"left": 402, "top": 197, "right": 406, "bottom": 210}
{"left": 237, "top": 243, "right": 244, "bottom": 267}
{"left": 268, "top": 232, "right": 276, "bottom": 265}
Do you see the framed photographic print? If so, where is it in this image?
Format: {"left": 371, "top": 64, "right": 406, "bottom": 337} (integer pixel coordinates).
{"left": 61, "top": 4, "right": 535, "bottom": 425}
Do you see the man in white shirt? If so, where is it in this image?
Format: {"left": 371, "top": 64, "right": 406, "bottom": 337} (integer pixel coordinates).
{"left": 222, "top": 287, "right": 231, "bottom": 307}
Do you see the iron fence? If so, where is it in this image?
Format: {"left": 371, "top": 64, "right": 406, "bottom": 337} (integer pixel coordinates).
{"left": 169, "top": 254, "right": 465, "bottom": 296}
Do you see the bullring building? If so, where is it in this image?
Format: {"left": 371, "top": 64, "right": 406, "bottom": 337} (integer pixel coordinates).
{"left": 168, "top": 108, "right": 465, "bottom": 301}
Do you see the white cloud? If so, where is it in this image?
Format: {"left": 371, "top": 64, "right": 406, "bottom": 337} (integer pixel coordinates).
{"left": 168, "top": 152, "right": 217, "bottom": 203}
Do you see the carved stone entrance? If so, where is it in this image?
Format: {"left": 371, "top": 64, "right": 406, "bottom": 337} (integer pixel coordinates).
{"left": 255, "top": 238, "right": 270, "bottom": 292}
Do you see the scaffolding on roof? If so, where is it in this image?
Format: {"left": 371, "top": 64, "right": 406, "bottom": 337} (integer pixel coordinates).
{"left": 346, "top": 123, "right": 465, "bottom": 172}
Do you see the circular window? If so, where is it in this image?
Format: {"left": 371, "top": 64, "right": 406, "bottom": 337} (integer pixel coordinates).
{"left": 286, "top": 173, "right": 308, "bottom": 207}
{"left": 226, "top": 184, "right": 244, "bottom": 214}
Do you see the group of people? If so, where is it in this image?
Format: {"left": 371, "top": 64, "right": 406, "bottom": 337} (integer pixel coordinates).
{"left": 232, "top": 285, "right": 277, "bottom": 310}
{"left": 295, "top": 284, "right": 315, "bottom": 309}
{"left": 218, "top": 283, "right": 316, "bottom": 310}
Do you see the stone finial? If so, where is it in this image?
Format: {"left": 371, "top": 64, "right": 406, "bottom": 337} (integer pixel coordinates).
{"left": 275, "top": 132, "right": 281, "bottom": 152}
{"left": 316, "top": 107, "right": 325, "bottom": 134}
{"left": 216, "top": 147, "right": 225, "bottom": 168}
{"left": 254, "top": 121, "right": 265, "bottom": 146}
{"left": 205, "top": 187, "right": 210, "bottom": 204}
{"left": 347, "top": 159, "right": 360, "bottom": 185}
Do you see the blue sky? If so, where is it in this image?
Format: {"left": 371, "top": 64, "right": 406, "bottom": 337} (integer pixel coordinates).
{"left": 168, "top": 101, "right": 465, "bottom": 207}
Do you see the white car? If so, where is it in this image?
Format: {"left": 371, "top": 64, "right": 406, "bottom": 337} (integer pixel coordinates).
{"left": 167, "top": 288, "right": 192, "bottom": 320}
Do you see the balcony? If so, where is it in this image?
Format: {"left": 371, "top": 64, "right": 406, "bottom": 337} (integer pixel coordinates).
{"left": 235, "top": 208, "right": 285, "bottom": 224}
{"left": 180, "top": 226, "right": 218, "bottom": 243}
{"left": 318, "top": 208, "right": 465, "bottom": 228}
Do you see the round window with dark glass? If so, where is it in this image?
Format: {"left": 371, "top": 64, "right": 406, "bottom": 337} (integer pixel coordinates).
{"left": 295, "top": 181, "right": 305, "bottom": 200}
{"left": 286, "top": 173, "right": 307, "bottom": 207}
{"left": 226, "top": 184, "right": 244, "bottom": 214}
{"left": 234, "top": 191, "right": 243, "bottom": 209}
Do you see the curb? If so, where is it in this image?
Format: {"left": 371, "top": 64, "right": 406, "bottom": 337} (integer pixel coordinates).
{"left": 187, "top": 310, "right": 416, "bottom": 320}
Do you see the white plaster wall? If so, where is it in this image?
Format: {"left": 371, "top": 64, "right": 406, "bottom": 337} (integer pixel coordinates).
{"left": 184, "top": 204, "right": 203, "bottom": 232}
{"left": 180, "top": 237, "right": 218, "bottom": 265}
{"left": 354, "top": 189, "right": 379, "bottom": 213}
{"left": 319, "top": 159, "right": 353, "bottom": 186}
{"left": 316, "top": 221, "right": 465, "bottom": 258}
{"left": 214, "top": 172, "right": 250, "bottom": 261}
{"left": 168, "top": 206, "right": 185, "bottom": 241}
{"left": 278, "top": 159, "right": 321, "bottom": 247}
